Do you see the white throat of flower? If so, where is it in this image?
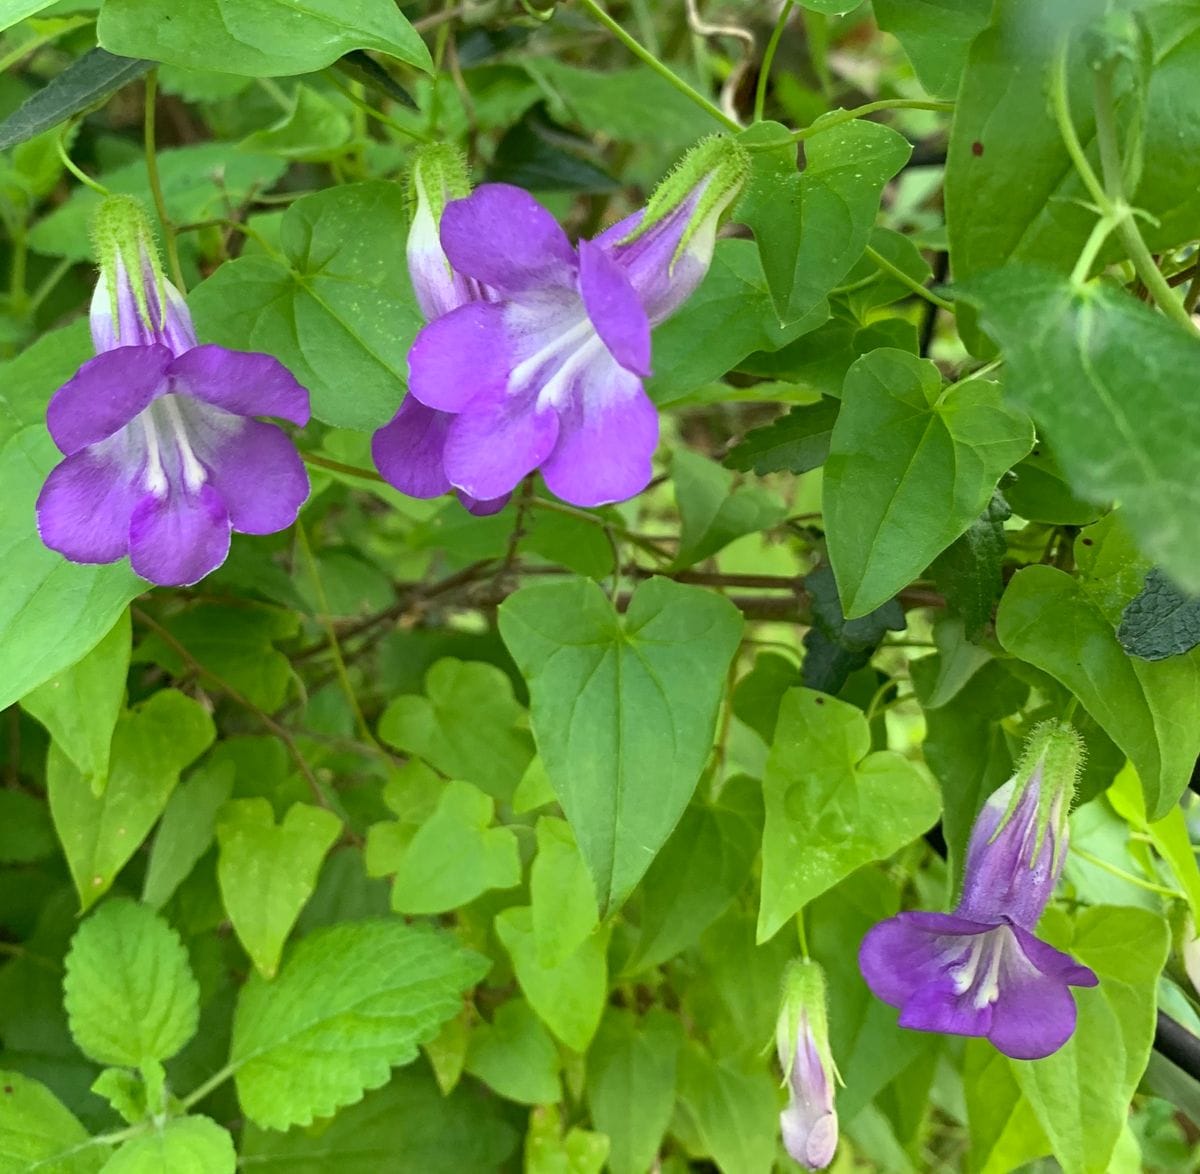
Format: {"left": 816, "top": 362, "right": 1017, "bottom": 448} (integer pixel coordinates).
{"left": 946, "top": 929, "right": 1012, "bottom": 1011}
{"left": 140, "top": 396, "right": 210, "bottom": 498}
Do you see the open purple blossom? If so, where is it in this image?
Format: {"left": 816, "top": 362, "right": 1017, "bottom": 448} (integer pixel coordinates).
{"left": 384, "top": 138, "right": 746, "bottom": 509}
{"left": 859, "top": 722, "right": 1096, "bottom": 1061}
{"left": 776, "top": 960, "right": 839, "bottom": 1170}
{"left": 36, "top": 196, "right": 310, "bottom": 587}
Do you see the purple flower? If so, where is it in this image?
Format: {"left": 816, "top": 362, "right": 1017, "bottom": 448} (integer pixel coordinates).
{"left": 776, "top": 960, "right": 838, "bottom": 1170}
{"left": 36, "top": 196, "right": 310, "bottom": 587}
{"left": 371, "top": 146, "right": 508, "bottom": 517}
{"left": 859, "top": 723, "right": 1096, "bottom": 1060}
{"left": 379, "top": 138, "right": 746, "bottom": 509}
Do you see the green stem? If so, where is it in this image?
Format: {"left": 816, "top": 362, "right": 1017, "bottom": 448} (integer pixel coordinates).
{"left": 9, "top": 225, "right": 27, "bottom": 309}
{"left": 302, "top": 451, "right": 386, "bottom": 482}
{"left": 1050, "top": 45, "right": 1108, "bottom": 211}
{"left": 771, "top": 99, "right": 953, "bottom": 147}
{"left": 180, "top": 1062, "right": 238, "bottom": 1111}
{"left": 526, "top": 496, "right": 670, "bottom": 561}
{"left": 143, "top": 71, "right": 186, "bottom": 292}
{"left": 864, "top": 244, "right": 953, "bottom": 311}
{"left": 795, "top": 908, "right": 810, "bottom": 960}
{"left": 27, "top": 256, "right": 73, "bottom": 315}
{"left": 1072, "top": 846, "right": 1185, "bottom": 900}
{"left": 57, "top": 128, "right": 109, "bottom": 196}
{"left": 754, "top": 0, "right": 793, "bottom": 123}
{"left": 575, "top": 0, "right": 740, "bottom": 132}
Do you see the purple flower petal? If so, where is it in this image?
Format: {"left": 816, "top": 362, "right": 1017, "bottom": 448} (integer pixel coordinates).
{"left": 443, "top": 398, "right": 560, "bottom": 502}
{"left": 440, "top": 184, "right": 577, "bottom": 297}
{"left": 128, "top": 481, "right": 231, "bottom": 586}
{"left": 190, "top": 415, "right": 309, "bottom": 536}
{"left": 408, "top": 302, "right": 512, "bottom": 413}
{"left": 46, "top": 345, "right": 172, "bottom": 455}
{"left": 540, "top": 370, "right": 658, "bottom": 507}
{"left": 459, "top": 490, "right": 510, "bottom": 516}
{"left": 578, "top": 239, "right": 651, "bottom": 377}
{"left": 90, "top": 251, "right": 197, "bottom": 355}
{"left": 897, "top": 981, "right": 991, "bottom": 1039}
{"left": 168, "top": 344, "right": 310, "bottom": 426}
{"left": 371, "top": 396, "right": 454, "bottom": 498}
{"left": 36, "top": 447, "right": 140, "bottom": 565}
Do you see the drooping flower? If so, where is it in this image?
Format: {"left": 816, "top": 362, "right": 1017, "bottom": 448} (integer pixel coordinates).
{"left": 371, "top": 145, "right": 507, "bottom": 517}
{"left": 393, "top": 137, "right": 747, "bottom": 509}
{"left": 36, "top": 196, "right": 310, "bottom": 587}
{"left": 859, "top": 721, "right": 1097, "bottom": 1060}
{"left": 776, "top": 959, "right": 839, "bottom": 1170}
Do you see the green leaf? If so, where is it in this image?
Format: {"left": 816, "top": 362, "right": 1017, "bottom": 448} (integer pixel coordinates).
{"left": 189, "top": 182, "right": 422, "bottom": 431}
{"left": 758, "top": 687, "right": 941, "bottom": 942}
{"left": 98, "top": 0, "right": 432, "bottom": 77}
{"left": 1013, "top": 906, "right": 1169, "bottom": 1174}
{"left": 963, "top": 1041, "right": 1051, "bottom": 1174}
{"left": 646, "top": 240, "right": 827, "bottom": 405}
{"left": 670, "top": 449, "right": 785, "bottom": 569}
{"left": 63, "top": 898, "right": 199, "bottom": 1067}
{"left": 873, "top": 0, "right": 992, "bottom": 96}
{"left": 495, "top": 906, "right": 608, "bottom": 1053}
{"left": 585, "top": 1008, "right": 682, "bottom": 1174}
{"left": 1004, "top": 446, "right": 1103, "bottom": 526}
{"left": 0, "top": 48, "right": 150, "bottom": 152}
{"left": 530, "top": 817, "right": 597, "bottom": 968}
{"left": 463, "top": 998, "right": 561, "bottom": 1105}
{"left": 676, "top": 1042, "right": 778, "bottom": 1174}
{"left": 738, "top": 117, "right": 911, "bottom": 324}
{"left": 239, "top": 1066, "right": 518, "bottom": 1173}
{"left": 732, "top": 652, "right": 801, "bottom": 744}
{"left": 928, "top": 494, "right": 1011, "bottom": 640}
{"left": 375, "top": 780, "right": 520, "bottom": 915}
{"left": 1118, "top": 568, "right": 1200, "bottom": 661}
{"left": 22, "top": 609, "right": 129, "bottom": 793}
{"left": 960, "top": 267, "right": 1200, "bottom": 589}
{"left": 498, "top": 576, "right": 742, "bottom": 914}
{"left": 230, "top": 920, "right": 488, "bottom": 1130}
{"left": 377, "top": 658, "right": 535, "bottom": 803}
{"left": 724, "top": 397, "right": 839, "bottom": 476}
{"left": 0, "top": 789, "right": 55, "bottom": 863}
{"left": 801, "top": 563, "right": 905, "bottom": 694}
{"left": 48, "top": 689, "right": 215, "bottom": 911}
{"left": 239, "top": 84, "right": 352, "bottom": 161}
{"left": 825, "top": 350, "right": 1032, "bottom": 618}
{"left": 141, "top": 762, "right": 235, "bottom": 910}
{"left": 100, "top": 1117, "right": 235, "bottom": 1174}
{"left": 216, "top": 799, "right": 342, "bottom": 978}
{"left": 525, "top": 1104, "right": 610, "bottom": 1174}
{"left": 996, "top": 565, "right": 1200, "bottom": 819}
{"left": 0, "top": 1, "right": 58, "bottom": 33}
{"left": 626, "top": 778, "right": 761, "bottom": 972}
{"left": 0, "top": 427, "right": 142, "bottom": 715}
{"left": 0, "top": 1070, "right": 103, "bottom": 1174}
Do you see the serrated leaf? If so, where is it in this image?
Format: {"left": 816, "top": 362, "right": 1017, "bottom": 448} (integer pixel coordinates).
{"left": 230, "top": 920, "right": 488, "bottom": 1130}
{"left": 63, "top": 898, "right": 199, "bottom": 1068}
{"left": 98, "top": 0, "right": 432, "bottom": 78}
{"left": 495, "top": 907, "right": 608, "bottom": 1053}
{"left": 0, "top": 49, "right": 150, "bottom": 152}
{"left": 100, "top": 1116, "right": 235, "bottom": 1174}
{"left": 463, "top": 999, "right": 561, "bottom": 1105}
{"left": 498, "top": 576, "right": 742, "bottom": 915}
{"left": 216, "top": 799, "right": 341, "bottom": 978}
{"left": 825, "top": 350, "right": 1032, "bottom": 618}
{"left": 929, "top": 492, "right": 1011, "bottom": 639}
{"left": 670, "top": 449, "right": 785, "bottom": 569}
{"left": 996, "top": 565, "right": 1200, "bottom": 819}
{"left": 738, "top": 117, "right": 911, "bottom": 324}
{"left": 22, "top": 610, "right": 130, "bottom": 793}
{"left": 1118, "top": 567, "right": 1200, "bottom": 661}
{"left": 758, "top": 688, "right": 941, "bottom": 942}
{"left": 724, "top": 397, "right": 839, "bottom": 475}
{"left": 377, "top": 658, "right": 534, "bottom": 803}
{"left": 48, "top": 689, "right": 215, "bottom": 911}
{"left": 0, "top": 1070, "right": 102, "bottom": 1174}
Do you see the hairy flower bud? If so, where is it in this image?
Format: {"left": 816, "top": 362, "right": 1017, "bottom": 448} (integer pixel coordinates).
{"left": 406, "top": 144, "right": 476, "bottom": 319}
{"left": 776, "top": 960, "right": 838, "bottom": 1170}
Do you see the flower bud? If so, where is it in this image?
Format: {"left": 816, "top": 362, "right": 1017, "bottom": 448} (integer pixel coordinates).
{"left": 89, "top": 195, "right": 195, "bottom": 355}
{"left": 776, "top": 959, "right": 838, "bottom": 1170}
{"left": 406, "top": 144, "right": 476, "bottom": 320}
{"left": 595, "top": 135, "right": 749, "bottom": 322}
{"left": 958, "top": 720, "right": 1085, "bottom": 929}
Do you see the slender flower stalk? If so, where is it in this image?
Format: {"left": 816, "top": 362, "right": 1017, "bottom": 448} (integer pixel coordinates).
{"left": 776, "top": 959, "right": 838, "bottom": 1169}
{"left": 36, "top": 196, "right": 310, "bottom": 586}
{"left": 859, "top": 721, "right": 1097, "bottom": 1060}
{"left": 375, "top": 137, "right": 747, "bottom": 509}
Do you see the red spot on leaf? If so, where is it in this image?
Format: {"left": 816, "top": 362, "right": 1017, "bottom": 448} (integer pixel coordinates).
{"left": 972, "top": 141, "right": 984, "bottom": 157}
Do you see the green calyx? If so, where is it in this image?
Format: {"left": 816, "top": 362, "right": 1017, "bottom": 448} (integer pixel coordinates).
{"left": 623, "top": 134, "right": 749, "bottom": 260}
{"left": 408, "top": 143, "right": 471, "bottom": 226}
{"left": 997, "top": 719, "right": 1086, "bottom": 869}
{"left": 776, "top": 958, "right": 838, "bottom": 1086}
{"left": 90, "top": 195, "right": 168, "bottom": 340}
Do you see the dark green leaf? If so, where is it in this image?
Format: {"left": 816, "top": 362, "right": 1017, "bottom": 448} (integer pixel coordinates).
{"left": 873, "top": 0, "right": 992, "bottom": 96}
{"left": 928, "top": 492, "right": 1010, "bottom": 639}
{"left": 724, "top": 397, "right": 839, "bottom": 475}
{"left": 731, "top": 652, "right": 800, "bottom": 744}
{"left": 486, "top": 103, "right": 618, "bottom": 193}
{"left": 1004, "top": 445, "right": 1105, "bottom": 526}
{"left": 1119, "top": 567, "right": 1200, "bottom": 660}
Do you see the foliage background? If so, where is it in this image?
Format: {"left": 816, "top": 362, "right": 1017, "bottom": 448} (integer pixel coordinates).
{"left": 1, "top": 0, "right": 1200, "bottom": 1171}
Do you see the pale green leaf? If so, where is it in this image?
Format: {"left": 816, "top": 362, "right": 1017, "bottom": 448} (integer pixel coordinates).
{"left": 216, "top": 799, "right": 341, "bottom": 978}
{"left": 531, "top": 817, "right": 597, "bottom": 968}
{"left": 99, "top": 1117, "right": 235, "bottom": 1174}
{"left": 230, "top": 920, "right": 488, "bottom": 1130}
{"left": 963, "top": 1041, "right": 1051, "bottom": 1174}
{"left": 873, "top": 0, "right": 992, "bottom": 96}
{"left": 0, "top": 1070, "right": 102, "bottom": 1174}
{"left": 64, "top": 898, "right": 199, "bottom": 1068}
{"left": 464, "top": 999, "right": 561, "bottom": 1106}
